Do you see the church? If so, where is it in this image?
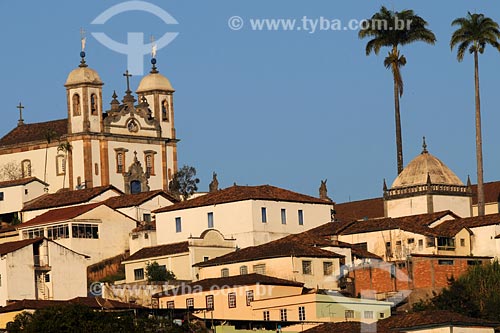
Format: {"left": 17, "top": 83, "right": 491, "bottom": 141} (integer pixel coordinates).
{"left": 0, "top": 51, "right": 178, "bottom": 194}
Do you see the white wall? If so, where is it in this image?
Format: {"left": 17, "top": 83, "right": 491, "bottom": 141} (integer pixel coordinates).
{"left": 3, "top": 246, "right": 36, "bottom": 305}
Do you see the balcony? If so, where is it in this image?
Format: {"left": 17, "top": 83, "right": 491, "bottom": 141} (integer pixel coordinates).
{"left": 34, "top": 255, "right": 51, "bottom": 271}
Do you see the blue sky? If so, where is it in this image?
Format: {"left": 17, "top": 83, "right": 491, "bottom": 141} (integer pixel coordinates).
{"left": 1, "top": 1, "right": 500, "bottom": 202}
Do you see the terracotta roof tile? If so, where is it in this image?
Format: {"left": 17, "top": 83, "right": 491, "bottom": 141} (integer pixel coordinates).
{"left": 19, "top": 203, "right": 104, "bottom": 228}
{"left": 0, "top": 177, "right": 48, "bottom": 189}
{"left": 104, "top": 190, "right": 178, "bottom": 209}
{"left": 154, "top": 185, "right": 332, "bottom": 213}
{"left": 471, "top": 181, "right": 500, "bottom": 205}
{"left": 22, "top": 185, "right": 121, "bottom": 212}
{"left": 449, "top": 213, "right": 500, "bottom": 230}
{"left": 194, "top": 235, "right": 344, "bottom": 267}
{"left": 124, "top": 241, "right": 189, "bottom": 262}
{"left": 335, "top": 197, "right": 385, "bottom": 221}
{"left": 0, "top": 119, "right": 68, "bottom": 147}
{"left": 155, "top": 273, "right": 303, "bottom": 297}
{"left": 0, "top": 238, "right": 41, "bottom": 255}
{"left": 0, "top": 297, "right": 143, "bottom": 313}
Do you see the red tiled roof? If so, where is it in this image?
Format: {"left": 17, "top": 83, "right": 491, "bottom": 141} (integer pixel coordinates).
{"left": 0, "top": 119, "right": 68, "bottom": 147}
{"left": 0, "top": 177, "right": 48, "bottom": 189}
{"left": 194, "top": 235, "right": 344, "bottom": 267}
{"left": 154, "top": 273, "right": 304, "bottom": 297}
{"left": 124, "top": 241, "right": 189, "bottom": 262}
{"left": 22, "top": 185, "right": 121, "bottom": 212}
{"left": 303, "top": 310, "right": 498, "bottom": 333}
{"left": 335, "top": 197, "right": 385, "bottom": 221}
{"left": 0, "top": 238, "right": 41, "bottom": 255}
{"left": 0, "top": 297, "right": 143, "bottom": 313}
{"left": 471, "top": 181, "right": 500, "bottom": 205}
{"left": 19, "top": 203, "right": 104, "bottom": 228}
{"left": 452, "top": 212, "right": 500, "bottom": 229}
{"left": 104, "top": 190, "right": 178, "bottom": 209}
{"left": 154, "top": 185, "right": 332, "bottom": 213}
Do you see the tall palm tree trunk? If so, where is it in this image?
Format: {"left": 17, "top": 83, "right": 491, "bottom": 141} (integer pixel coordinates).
{"left": 394, "top": 78, "right": 403, "bottom": 175}
{"left": 474, "top": 50, "right": 485, "bottom": 216}
{"left": 44, "top": 145, "right": 48, "bottom": 183}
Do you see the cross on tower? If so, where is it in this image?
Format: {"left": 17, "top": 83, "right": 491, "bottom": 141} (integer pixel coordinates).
{"left": 123, "top": 70, "right": 132, "bottom": 93}
{"left": 16, "top": 102, "right": 24, "bottom": 126}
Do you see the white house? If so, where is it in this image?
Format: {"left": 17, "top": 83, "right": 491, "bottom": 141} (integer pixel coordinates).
{"left": 154, "top": 184, "right": 334, "bottom": 248}
{"left": 0, "top": 178, "right": 47, "bottom": 223}
{"left": 123, "top": 229, "right": 236, "bottom": 282}
{"left": 0, "top": 238, "right": 88, "bottom": 306}
{"left": 18, "top": 203, "right": 137, "bottom": 265}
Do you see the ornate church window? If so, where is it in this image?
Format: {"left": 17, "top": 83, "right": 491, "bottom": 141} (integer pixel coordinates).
{"left": 56, "top": 155, "right": 66, "bottom": 175}
{"left": 130, "top": 180, "right": 141, "bottom": 194}
{"left": 116, "top": 152, "right": 124, "bottom": 173}
{"left": 21, "top": 160, "right": 31, "bottom": 178}
{"left": 143, "top": 151, "right": 156, "bottom": 176}
{"left": 161, "top": 99, "right": 169, "bottom": 121}
{"left": 72, "top": 94, "right": 81, "bottom": 116}
{"left": 90, "top": 94, "right": 98, "bottom": 115}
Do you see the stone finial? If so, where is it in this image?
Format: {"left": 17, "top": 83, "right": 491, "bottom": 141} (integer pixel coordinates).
{"left": 209, "top": 172, "right": 219, "bottom": 193}
{"left": 426, "top": 172, "right": 432, "bottom": 185}
{"left": 467, "top": 175, "right": 472, "bottom": 187}
{"left": 383, "top": 178, "right": 388, "bottom": 192}
{"left": 319, "top": 179, "right": 331, "bottom": 201}
{"left": 422, "top": 136, "right": 428, "bottom": 154}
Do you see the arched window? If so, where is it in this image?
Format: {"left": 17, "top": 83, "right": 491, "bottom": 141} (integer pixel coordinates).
{"left": 116, "top": 152, "right": 124, "bottom": 173}
{"left": 72, "top": 94, "right": 81, "bottom": 116}
{"left": 239, "top": 266, "right": 248, "bottom": 275}
{"left": 56, "top": 155, "right": 66, "bottom": 175}
{"left": 161, "top": 99, "right": 169, "bottom": 121}
{"left": 221, "top": 268, "right": 229, "bottom": 278}
{"left": 144, "top": 151, "right": 156, "bottom": 176}
{"left": 21, "top": 160, "right": 31, "bottom": 178}
{"left": 90, "top": 94, "right": 98, "bottom": 115}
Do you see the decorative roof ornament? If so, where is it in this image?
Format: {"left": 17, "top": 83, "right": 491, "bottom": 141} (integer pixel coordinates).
{"left": 421, "top": 136, "right": 428, "bottom": 154}
{"left": 79, "top": 28, "right": 88, "bottom": 68}
{"left": 150, "top": 35, "right": 159, "bottom": 74}
{"left": 122, "top": 70, "right": 136, "bottom": 104}
{"left": 209, "top": 172, "right": 219, "bottom": 192}
{"left": 16, "top": 102, "right": 24, "bottom": 126}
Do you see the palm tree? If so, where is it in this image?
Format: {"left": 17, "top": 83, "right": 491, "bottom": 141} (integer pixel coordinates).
{"left": 43, "top": 129, "right": 57, "bottom": 184}
{"left": 359, "top": 6, "right": 436, "bottom": 174}
{"left": 57, "top": 141, "right": 72, "bottom": 189}
{"left": 451, "top": 13, "right": 500, "bottom": 216}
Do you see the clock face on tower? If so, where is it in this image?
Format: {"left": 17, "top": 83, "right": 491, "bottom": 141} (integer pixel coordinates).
{"left": 127, "top": 119, "right": 139, "bottom": 133}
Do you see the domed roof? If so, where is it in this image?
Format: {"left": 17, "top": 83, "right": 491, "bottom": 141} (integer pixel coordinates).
{"left": 136, "top": 72, "right": 174, "bottom": 93}
{"left": 65, "top": 66, "right": 103, "bottom": 87}
{"left": 391, "top": 143, "right": 463, "bottom": 188}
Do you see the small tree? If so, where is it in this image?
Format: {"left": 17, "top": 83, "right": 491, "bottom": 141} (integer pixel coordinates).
{"left": 168, "top": 165, "right": 200, "bottom": 200}
{"left": 0, "top": 161, "right": 23, "bottom": 181}
{"left": 146, "top": 261, "right": 176, "bottom": 282}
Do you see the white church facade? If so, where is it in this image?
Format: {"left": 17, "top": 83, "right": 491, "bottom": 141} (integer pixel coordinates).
{"left": 0, "top": 52, "right": 178, "bottom": 194}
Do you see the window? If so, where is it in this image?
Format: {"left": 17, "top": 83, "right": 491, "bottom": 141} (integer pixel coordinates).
{"left": 72, "top": 93, "right": 81, "bottom": 116}
{"left": 380, "top": 312, "right": 385, "bottom": 319}
{"left": 161, "top": 99, "right": 169, "bottom": 121}
{"left": 144, "top": 151, "right": 156, "bottom": 175}
{"left": 206, "top": 295, "right": 214, "bottom": 310}
{"left": 90, "top": 94, "right": 98, "bottom": 115}
{"left": 253, "top": 264, "right": 266, "bottom": 275}
{"left": 207, "top": 212, "right": 214, "bottom": 229}
{"left": 345, "top": 310, "right": 354, "bottom": 319}
{"left": 460, "top": 238, "right": 466, "bottom": 247}
{"left": 261, "top": 207, "right": 267, "bottom": 223}
{"left": 21, "top": 160, "right": 31, "bottom": 178}
{"left": 437, "top": 237, "right": 456, "bottom": 251}
{"left": 221, "top": 268, "right": 229, "bottom": 277}
{"left": 203, "top": 256, "right": 209, "bottom": 262}
{"left": 228, "top": 292, "right": 236, "bottom": 308}
{"left": 240, "top": 266, "right": 248, "bottom": 275}
{"left": 0, "top": 192, "right": 3, "bottom": 201}
{"left": 299, "top": 306, "right": 306, "bottom": 321}
{"left": 45, "top": 274, "right": 50, "bottom": 283}
{"left": 131, "top": 234, "right": 139, "bottom": 240}
{"left": 22, "top": 228, "right": 44, "bottom": 239}
{"left": 143, "top": 213, "right": 151, "bottom": 223}
{"left": 281, "top": 209, "right": 287, "bottom": 224}
{"left": 95, "top": 163, "right": 99, "bottom": 176}
{"left": 116, "top": 152, "right": 124, "bottom": 173}
{"left": 134, "top": 268, "right": 144, "bottom": 280}
{"left": 280, "top": 309, "right": 287, "bottom": 321}
{"left": 246, "top": 290, "right": 254, "bottom": 306}
{"left": 175, "top": 217, "right": 182, "bottom": 233}
{"left": 364, "top": 311, "right": 374, "bottom": 319}
{"left": 438, "top": 259, "right": 454, "bottom": 266}
{"left": 166, "top": 301, "right": 175, "bottom": 309}
{"left": 407, "top": 238, "right": 415, "bottom": 245}
{"left": 56, "top": 155, "right": 66, "bottom": 175}
{"left": 263, "top": 311, "right": 270, "bottom": 321}
{"left": 302, "top": 260, "right": 312, "bottom": 275}
{"left": 323, "top": 262, "right": 333, "bottom": 276}
{"left": 426, "top": 236, "right": 436, "bottom": 247}
{"left": 24, "top": 189, "right": 28, "bottom": 195}
{"left": 186, "top": 298, "right": 194, "bottom": 309}
{"left": 390, "top": 264, "right": 396, "bottom": 278}
{"left": 71, "top": 224, "right": 98, "bottom": 239}
{"left": 468, "top": 260, "right": 480, "bottom": 266}
{"left": 47, "top": 224, "right": 70, "bottom": 240}
{"left": 130, "top": 180, "right": 141, "bottom": 194}
{"left": 298, "top": 210, "right": 304, "bottom": 225}
{"left": 418, "top": 239, "right": 423, "bottom": 251}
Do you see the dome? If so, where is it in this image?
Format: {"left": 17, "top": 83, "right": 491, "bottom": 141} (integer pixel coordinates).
{"left": 136, "top": 72, "right": 174, "bottom": 93}
{"left": 391, "top": 146, "right": 463, "bottom": 188}
{"left": 65, "top": 66, "right": 103, "bottom": 86}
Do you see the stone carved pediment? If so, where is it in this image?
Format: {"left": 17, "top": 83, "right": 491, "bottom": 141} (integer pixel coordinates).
{"left": 104, "top": 100, "right": 161, "bottom": 136}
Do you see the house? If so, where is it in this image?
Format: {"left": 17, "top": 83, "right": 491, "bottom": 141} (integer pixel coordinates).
{"left": 18, "top": 203, "right": 137, "bottom": 265}
{"left": 154, "top": 184, "right": 334, "bottom": 248}
{"left": 122, "top": 229, "right": 236, "bottom": 282}
{"left": 21, "top": 185, "right": 122, "bottom": 221}
{"left": 0, "top": 177, "right": 48, "bottom": 224}
{"left": 0, "top": 238, "right": 88, "bottom": 307}
{"left": 154, "top": 274, "right": 392, "bottom": 329}
{"left": 0, "top": 297, "right": 144, "bottom": 329}
{"left": 302, "top": 310, "right": 498, "bottom": 333}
